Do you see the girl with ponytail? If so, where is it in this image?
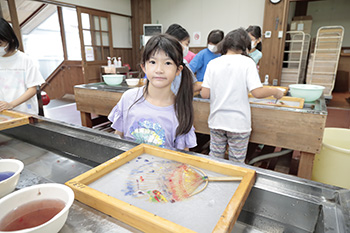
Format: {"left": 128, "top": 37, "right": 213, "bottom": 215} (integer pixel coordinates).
{"left": 108, "top": 34, "right": 196, "bottom": 150}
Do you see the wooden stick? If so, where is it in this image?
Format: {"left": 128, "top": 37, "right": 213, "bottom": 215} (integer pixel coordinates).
{"left": 205, "top": 176, "right": 242, "bottom": 182}
{"left": 192, "top": 165, "right": 242, "bottom": 182}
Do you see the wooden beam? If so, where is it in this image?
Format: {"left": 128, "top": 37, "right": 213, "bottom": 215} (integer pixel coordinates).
{"left": 131, "top": 0, "right": 151, "bottom": 71}
{"left": 0, "top": 1, "right": 3, "bottom": 18}
{"left": 259, "top": 0, "right": 289, "bottom": 85}
{"left": 7, "top": 0, "right": 23, "bottom": 52}
{"left": 297, "top": 151, "right": 315, "bottom": 179}
{"left": 57, "top": 6, "right": 68, "bottom": 60}
{"left": 19, "top": 4, "right": 47, "bottom": 28}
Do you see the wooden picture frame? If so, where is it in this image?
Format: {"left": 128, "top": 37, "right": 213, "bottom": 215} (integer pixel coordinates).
{"left": 0, "top": 110, "right": 30, "bottom": 131}
{"left": 65, "top": 144, "right": 256, "bottom": 233}
{"left": 249, "top": 94, "right": 305, "bottom": 109}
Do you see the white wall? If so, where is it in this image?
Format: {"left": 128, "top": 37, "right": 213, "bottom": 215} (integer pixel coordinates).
{"left": 151, "top": 0, "right": 265, "bottom": 47}
{"left": 307, "top": 0, "right": 350, "bottom": 46}
{"left": 111, "top": 15, "right": 132, "bottom": 48}
{"left": 57, "top": 0, "right": 131, "bottom": 16}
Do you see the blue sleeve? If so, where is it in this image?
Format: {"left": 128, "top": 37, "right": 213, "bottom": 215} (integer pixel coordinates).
{"left": 189, "top": 51, "right": 203, "bottom": 74}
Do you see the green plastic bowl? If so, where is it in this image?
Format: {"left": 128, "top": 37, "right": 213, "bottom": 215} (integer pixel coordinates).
{"left": 102, "top": 74, "right": 124, "bottom": 86}
{"left": 289, "top": 84, "right": 325, "bottom": 102}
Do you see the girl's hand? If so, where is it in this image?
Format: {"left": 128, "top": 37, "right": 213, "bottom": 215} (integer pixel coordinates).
{"left": 0, "top": 101, "right": 13, "bottom": 112}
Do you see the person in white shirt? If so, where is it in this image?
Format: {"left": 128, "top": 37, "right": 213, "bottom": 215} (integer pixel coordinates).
{"left": 0, "top": 17, "right": 45, "bottom": 114}
{"left": 201, "top": 28, "right": 283, "bottom": 163}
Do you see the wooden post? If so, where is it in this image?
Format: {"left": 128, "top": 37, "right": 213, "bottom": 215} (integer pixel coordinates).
{"left": 260, "top": 0, "right": 289, "bottom": 84}
{"left": 7, "top": 0, "right": 23, "bottom": 52}
{"left": 80, "top": 112, "right": 93, "bottom": 127}
{"left": 297, "top": 152, "right": 315, "bottom": 179}
{"left": 0, "top": 1, "right": 3, "bottom": 18}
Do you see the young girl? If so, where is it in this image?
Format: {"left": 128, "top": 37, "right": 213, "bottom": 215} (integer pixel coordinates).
{"left": 165, "top": 23, "right": 201, "bottom": 94}
{"left": 108, "top": 34, "right": 197, "bottom": 150}
{"left": 201, "top": 28, "right": 283, "bottom": 163}
{"left": 0, "top": 17, "right": 45, "bottom": 114}
{"left": 246, "top": 25, "right": 262, "bottom": 65}
{"left": 189, "top": 29, "right": 224, "bottom": 82}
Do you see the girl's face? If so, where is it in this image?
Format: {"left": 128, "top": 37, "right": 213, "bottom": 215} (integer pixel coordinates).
{"left": 180, "top": 38, "right": 190, "bottom": 57}
{"left": 248, "top": 33, "right": 260, "bottom": 50}
{"left": 180, "top": 38, "right": 190, "bottom": 47}
{"left": 141, "top": 50, "right": 183, "bottom": 89}
{"left": 0, "top": 40, "right": 9, "bottom": 57}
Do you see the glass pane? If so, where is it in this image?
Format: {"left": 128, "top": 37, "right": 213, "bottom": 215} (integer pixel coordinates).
{"left": 101, "top": 17, "right": 108, "bottom": 31}
{"left": 21, "top": 10, "right": 63, "bottom": 79}
{"left": 103, "top": 47, "right": 110, "bottom": 58}
{"left": 95, "top": 32, "right": 101, "bottom": 46}
{"left": 81, "top": 13, "right": 90, "bottom": 29}
{"left": 93, "top": 16, "right": 100, "bottom": 30}
{"left": 62, "top": 7, "right": 82, "bottom": 60}
{"left": 102, "top": 32, "right": 109, "bottom": 46}
{"left": 95, "top": 46, "right": 102, "bottom": 61}
{"left": 83, "top": 30, "right": 92, "bottom": 45}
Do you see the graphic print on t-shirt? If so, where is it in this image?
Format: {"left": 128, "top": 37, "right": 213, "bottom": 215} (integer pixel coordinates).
{"left": 129, "top": 118, "right": 166, "bottom": 147}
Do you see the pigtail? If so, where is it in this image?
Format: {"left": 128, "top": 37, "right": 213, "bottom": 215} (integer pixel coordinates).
{"left": 175, "top": 64, "right": 194, "bottom": 137}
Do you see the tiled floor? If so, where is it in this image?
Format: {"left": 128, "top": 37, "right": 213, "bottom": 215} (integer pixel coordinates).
{"left": 43, "top": 98, "right": 82, "bottom": 126}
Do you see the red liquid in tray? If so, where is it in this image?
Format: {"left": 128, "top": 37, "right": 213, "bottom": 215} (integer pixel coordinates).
{"left": 0, "top": 199, "right": 65, "bottom": 231}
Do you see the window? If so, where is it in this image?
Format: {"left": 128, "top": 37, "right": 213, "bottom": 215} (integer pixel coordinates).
{"left": 78, "top": 9, "right": 112, "bottom": 62}
{"left": 62, "top": 7, "right": 81, "bottom": 60}
{"left": 22, "top": 7, "right": 63, "bottom": 80}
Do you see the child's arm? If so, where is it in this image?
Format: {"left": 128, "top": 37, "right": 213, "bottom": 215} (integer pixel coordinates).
{"left": 114, "top": 130, "right": 124, "bottom": 138}
{"left": 0, "top": 86, "right": 37, "bottom": 112}
{"left": 251, "top": 87, "right": 284, "bottom": 99}
{"left": 193, "top": 82, "right": 202, "bottom": 93}
{"left": 200, "top": 87, "right": 210, "bottom": 99}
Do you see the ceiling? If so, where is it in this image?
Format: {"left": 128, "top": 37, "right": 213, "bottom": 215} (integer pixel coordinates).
{"left": 0, "top": 0, "right": 50, "bottom": 28}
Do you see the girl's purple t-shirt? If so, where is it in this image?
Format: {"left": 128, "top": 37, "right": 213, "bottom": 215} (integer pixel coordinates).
{"left": 108, "top": 87, "right": 197, "bottom": 150}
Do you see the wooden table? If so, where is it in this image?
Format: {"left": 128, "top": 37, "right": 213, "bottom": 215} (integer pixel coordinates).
{"left": 74, "top": 83, "right": 327, "bottom": 179}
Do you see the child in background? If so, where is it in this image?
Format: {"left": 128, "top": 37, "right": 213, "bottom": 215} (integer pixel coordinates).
{"left": 201, "top": 28, "right": 283, "bottom": 162}
{"left": 184, "top": 50, "right": 196, "bottom": 63}
{"left": 246, "top": 25, "right": 262, "bottom": 65}
{"left": 189, "top": 30, "right": 224, "bottom": 82}
{"left": 108, "top": 34, "right": 197, "bottom": 151}
{"left": 165, "top": 23, "right": 201, "bottom": 94}
{"left": 0, "top": 17, "right": 45, "bottom": 114}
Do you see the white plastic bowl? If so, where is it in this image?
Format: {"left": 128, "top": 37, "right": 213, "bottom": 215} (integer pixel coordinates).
{"left": 0, "top": 159, "right": 24, "bottom": 198}
{"left": 0, "top": 183, "right": 74, "bottom": 233}
{"left": 125, "top": 78, "right": 140, "bottom": 86}
{"left": 102, "top": 74, "right": 124, "bottom": 86}
{"left": 289, "top": 84, "right": 325, "bottom": 102}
